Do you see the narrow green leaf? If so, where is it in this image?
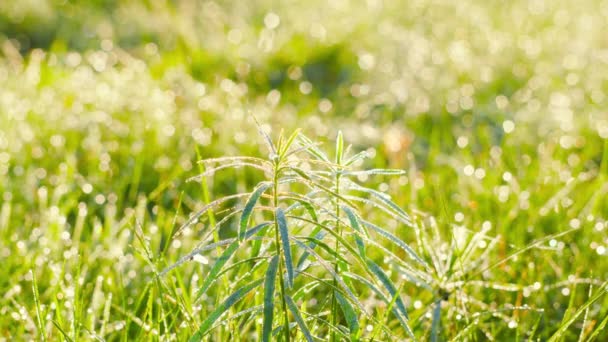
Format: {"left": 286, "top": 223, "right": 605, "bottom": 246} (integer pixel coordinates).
{"left": 295, "top": 226, "right": 325, "bottom": 273}
{"left": 344, "top": 150, "right": 369, "bottom": 167}
{"left": 240, "top": 182, "right": 272, "bottom": 241}
{"left": 299, "top": 236, "right": 349, "bottom": 266}
{"left": 342, "top": 206, "right": 366, "bottom": 257}
{"left": 31, "top": 270, "right": 46, "bottom": 342}
{"left": 298, "top": 133, "right": 331, "bottom": 163}
{"left": 362, "top": 220, "right": 427, "bottom": 267}
{"left": 276, "top": 208, "right": 294, "bottom": 288}
{"left": 351, "top": 185, "right": 412, "bottom": 223}
{"left": 195, "top": 242, "right": 238, "bottom": 300}
{"left": 290, "top": 216, "right": 367, "bottom": 273}
{"left": 335, "top": 291, "right": 360, "bottom": 340}
{"left": 293, "top": 240, "right": 366, "bottom": 313}
{"left": 343, "top": 169, "right": 406, "bottom": 176}
{"left": 195, "top": 222, "right": 270, "bottom": 300}
{"left": 548, "top": 281, "right": 608, "bottom": 342}
{"left": 51, "top": 321, "right": 74, "bottom": 342}
{"left": 367, "top": 260, "right": 408, "bottom": 319}
{"left": 284, "top": 295, "right": 314, "bottom": 342}
{"left": 251, "top": 114, "right": 277, "bottom": 155}
{"left": 295, "top": 200, "right": 318, "bottom": 222}
{"left": 587, "top": 312, "right": 608, "bottom": 342}
{"left": 189, "top": 279, "right": 263, "bottom": 342}
{"left": 335, "top": 130, "right": 344, "bottom": 164}
{"left": 263, "top": 256, "right": 279, "bottom": 342}
{"left": 280, "top": 128, "right": 302, "bottom": 158}
{"left": 430, "top": 299, "right": 441, "bottom": 342}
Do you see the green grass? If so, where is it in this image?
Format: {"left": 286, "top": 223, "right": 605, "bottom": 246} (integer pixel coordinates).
{"left": 1, "top": 0, "right": 608, "bottom": 341}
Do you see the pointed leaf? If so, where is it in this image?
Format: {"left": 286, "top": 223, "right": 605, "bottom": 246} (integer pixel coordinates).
{"left": 298, "top": 133, "right": 331, "bottom": 163}
{"left": 293, "top": 240, "right": 366, "bottom": 313}
{"left": 367, "top": 260, "right": 408, "bottom": 318}
{"left": 296, "top": 226, "right": 325, "bottom": 273}
{"left": 189, "top": 279, "right": 263, "bottom": 341}
{"left": 240, "top": 182, "right": 272, "bottom": 241}
{"left": 343, "top": 169, "right": 406, "bottom": 176}
{"left": 344, "top": 150, "right": 370, "bottom": 167}
{"left": 280, "top": 128, "right": 302, "bottom": 158}
{"left": 362, "top": 220, "right": 427, "bottom": 267}
{"left": 342, "top": 206, "right": 366, "bottom": 257}
{"left": 335, "top": 131, "right": 344, "bottom": 164}
{"left": 284, "top": 295, "right": 314, "bottom": 342}
{"left": 430, "top": 299, "right": 442, "bottom": 342}
{"left": 276, "top": 208, "right": 294, "bottom": 288}
{"left": 251, "top": 114, "right": 277, "bottom": 155}
{"left": 196, "top": 242, "right": 238, "bottom": 300}
{"left": 262, "top": 256, "right": 279, "bottom": 342}
{"left": 193, "top": 222, "right": 270, "bottom": 299}
{"left": 299, "top": 236, "right": 349, "bottom": 266}
{"left": 335, "top": 291, "right": 360, "bottom": 340}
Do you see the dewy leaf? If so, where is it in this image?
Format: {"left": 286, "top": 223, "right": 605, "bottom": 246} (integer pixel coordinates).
{"left": 335, "top": 291, "right": 360, "bottom": 340}
{"left": 294, "top": 240, "right": 366, "bottom": 313}
{"left": 342, "top": 169, "right": 406, "bottom": 177}
{"left": 251, "top": 114, "right": 277, "bottom": 155}
{"left": 262, "top": 256, "right": 279, "bottom": 342}
{"left": 366, "top": 260, "right": 415, "bottom": 339}
{"left": 362, "top": 219, "right": 427, "bottom": 267}
{"left": 344, "top": 150, "right": 369, "bottom": 167}
{"left": 284, "top": 294, "right": 314, "bottom": 342}
{"left": 280, "top": 128, "right": 302, "bottom": 158}
{"left": 240, "top": 182, "right": 272, "bottom": 242}
{"left": 195, "top": 222, "right": 271, "bottom": 300}
{"left": 298, "top": 133, "right": 330, "bottom": 163}
{"left": 195, "top": 242, "right": 238, "bottom": 300}
{"left": 367, "top": 260, "right": 411, "bottom": 328}
{"left": 189, "top": 279, "right": 263, "bottom": 342}
{"left": 342, "top": 206, "right": 366, "bottom": 257}
{"left": 295, "top": 226, "right": 325, "bottom": 273}
{"left": 335, "top": 130, "right": 344, "bottom": 165}
{"left": 276, "top": 208, "right": 294, "bottom": 288}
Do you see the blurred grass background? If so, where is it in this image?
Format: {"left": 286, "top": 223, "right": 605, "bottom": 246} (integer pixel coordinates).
{"left": 1, "top": 0, "right": 607, "bottom": 340}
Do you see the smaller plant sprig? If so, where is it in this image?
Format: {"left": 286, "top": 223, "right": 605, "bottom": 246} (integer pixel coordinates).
{"left": 162, "top": 123, "right": 427, "bottom": 341}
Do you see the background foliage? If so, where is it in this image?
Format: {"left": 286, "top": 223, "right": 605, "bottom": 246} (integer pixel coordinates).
{"left": 1, "top": 0, "right": 607, "bottom": 340}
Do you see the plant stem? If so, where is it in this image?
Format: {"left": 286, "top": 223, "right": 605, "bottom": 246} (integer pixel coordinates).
{"left": 273, "top": 160, "right": 291, "bottom": 342}
{"left": 330, "top": 171, "right": 341, "bottom": 342}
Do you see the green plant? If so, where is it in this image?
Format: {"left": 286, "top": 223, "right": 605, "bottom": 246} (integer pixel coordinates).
{"left": 161, "top": 124, "right": 427, "bottom": 341}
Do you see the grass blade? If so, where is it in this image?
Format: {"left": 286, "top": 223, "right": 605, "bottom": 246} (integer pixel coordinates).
{"left": 367, "top": 259, "right": 415, "bottom": 339}
{"left": 298, "top": 133, "right": 331, "bottom": 163}
{"left": 293, "top": 240, "right": 366, "bottom": 313}
{"left": 299, "top": 236, "right": 350, "bottom": 266}
{"left": 240, "top": 182, "right": 272, "bottom": 241}
{"left": 280, "top": 128, "right": 302, "bottom": 158}
{"left": 263, "top": 256, "right": 279, "bottom": 342}
{"left": 548, "top": 281, "right": 608, "bottom": 342}
{"left": 430, "top": 299, "right": 442, "bottom": 342}
{"left": 189, "top": 279, "right": 263, "bottom": 342}
{"left": 31, "top": 270, "right": 47, "bottom": 342}
{"left": 362, "top": 219, "right": 427, "bottom": 267}
{"left": 295, "top": 226, "right": 325, "bottom": 273}
{"left": 587, "top": 312, "right": 608, "bottom": 342}
{"left": 195, "top": 242, "right": 238, "bottom": 301}
{"left": 343, "top": 169, "right": 406, "bottom": 176}
{"left": 344, "top": 150, "right": 369, "bottom": 167}
{"left": 251, "top": 114, "right": 277, "bottom": 155}
{"left": 276, "top": 207, "right": 294, "bottom": 288}
{"left": 52, "top": 321, "right": 74, "bottom": 342}
{"left": 335, "top": 291, "right": 360, "bottom": 340}
{"left": 285, "top": 294, "right": 314, "bottom": 342}
{"left": 335, "top": 130, "right": 344, "bottom": 164}
{"left": 342, "top": 206, "right": 366, "bottom": 257}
